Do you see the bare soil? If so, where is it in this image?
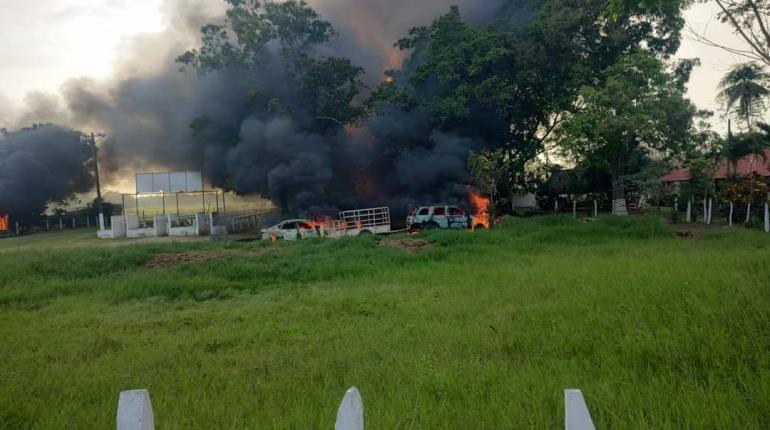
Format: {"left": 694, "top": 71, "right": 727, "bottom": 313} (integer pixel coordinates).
{"left": 380, "top": 237, "right": 434, "bottom": 253}
{"left": 145, "top": 248, "right": 275, "bottom": 269}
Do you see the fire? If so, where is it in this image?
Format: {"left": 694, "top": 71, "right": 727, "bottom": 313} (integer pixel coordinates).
{"left": 468, "top": 189, "right": 490, "bottom": 230}
{"left": 0, "top": 214, "right": 8, "bottom": 232}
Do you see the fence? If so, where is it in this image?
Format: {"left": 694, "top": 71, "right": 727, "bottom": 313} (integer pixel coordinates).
{"left": 116, "top": 387, "right": 596, "bottom": 430}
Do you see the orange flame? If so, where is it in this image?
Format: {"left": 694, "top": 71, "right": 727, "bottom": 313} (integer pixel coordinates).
{"left": 468, "top": 190, "right": 490, "bottom": 230}
{"left": 0, "top": 214, "right": 7, "bottom": 232}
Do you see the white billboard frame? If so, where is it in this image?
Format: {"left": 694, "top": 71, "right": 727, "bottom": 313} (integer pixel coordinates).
{"left": 136, "top": 171, "right": 203, "bottom": 194}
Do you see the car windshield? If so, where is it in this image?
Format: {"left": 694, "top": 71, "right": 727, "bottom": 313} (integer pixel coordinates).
{"left": 418, "top": 208, "right": 430, "bottom": 216}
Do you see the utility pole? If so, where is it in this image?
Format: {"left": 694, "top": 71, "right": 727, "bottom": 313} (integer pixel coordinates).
{"left": 89, "top": 133, "right": 104, "bottom": 217}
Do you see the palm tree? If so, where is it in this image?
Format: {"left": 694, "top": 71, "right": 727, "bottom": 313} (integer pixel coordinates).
{"left": 717, "top": 63, "right": 770, "bottom": 132}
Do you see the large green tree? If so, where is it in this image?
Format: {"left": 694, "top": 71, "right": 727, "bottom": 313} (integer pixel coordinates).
{"left": 558, "top": 52, "right": 698, "bottom": 215}
{"left": 368, "top": 0, "right": 691, "bottom": 204}
{"left": 177, "top": 0, "right": 365, "bottom": 133}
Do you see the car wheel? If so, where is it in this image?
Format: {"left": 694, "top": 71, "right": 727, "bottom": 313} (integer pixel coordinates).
{"left": 424, "top": 222, "right": 440, "bottom": 230}
{"left": 358, "top": 229, "right": 373, "bottom": 236}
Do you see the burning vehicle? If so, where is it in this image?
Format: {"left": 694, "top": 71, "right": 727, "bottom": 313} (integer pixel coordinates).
{"left": 407, "top": 191, "right": 491, "bottom": 232}
{"left": 406, "top": 205, "right": 474, "bottom": 231}
{"left": 261, "top": 219, "right": 322, "bottom": 241}
{"left": 262, "top": 207, "right": 392, "bottom": 241}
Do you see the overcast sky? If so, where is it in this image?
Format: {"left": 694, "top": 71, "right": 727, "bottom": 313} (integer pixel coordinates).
{"left": 0, "top": 1, "right": 754, "bottom": 132}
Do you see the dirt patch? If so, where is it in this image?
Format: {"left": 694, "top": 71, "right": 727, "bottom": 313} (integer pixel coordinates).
{"left": 145, "top": 249, "right": 275, "bottom": 269}
{"left": 381, "top": 238, "right": 434, "bottom": 253}
{"left": 674, "top": 224, "right": 709, "bottom": 238}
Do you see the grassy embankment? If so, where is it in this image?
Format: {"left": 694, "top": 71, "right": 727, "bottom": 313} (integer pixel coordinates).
{"left": 0, "top": 216, "right": 768, "bottom": 429}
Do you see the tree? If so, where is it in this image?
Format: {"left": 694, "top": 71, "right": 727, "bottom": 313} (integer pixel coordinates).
{"left": 177, "top": 0, "right": 365, "bottom": 133}
{"left": 691, "top": 0, "right": 770, "bottom": 68}
{"left": 368, "top": 1, "right": 691, "bottom": 207}
{"left": 722, "top": 129, "right": 770, "bottom": 222}
{"left": 717, "top": 63, "right": 770, "bottom": 131}
{"left": 558, "top": 52, "right": 698, "bottom": 215}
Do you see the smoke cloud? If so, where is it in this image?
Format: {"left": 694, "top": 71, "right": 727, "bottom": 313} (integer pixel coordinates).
{"left": 3, "top": 0, "right": 513, "bottom": 216}
{"left": 0, "top": 125, "right": 94, "bottom": 216}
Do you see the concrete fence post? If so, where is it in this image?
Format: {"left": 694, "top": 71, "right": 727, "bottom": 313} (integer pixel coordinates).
{"left": 59, "top": 218, "right": 63, "bottom": 230}
{"left": 573, "top": 201, "right": 577, "bottom": 220}
{"left": 594, "top": 200, "right": 598, "bottom": 218}
{"left": 674, "top": 197, "right": 678, "bottom": 220}
{"left": 729, "top": 202, "right": 734, "bottom": 227}
{"left": 46, "top": 218, "right": 50, "bottom": 230}
{"left": 565, "top": 389, "right": 595, "bottom": 430}
{"left": 72, "top": 218, "right": 76, "bottom": 229}
{"left": 686, "top": 199, "right": 692, "bottom": 223}
{"left": 336, "top": 387, "right": 364, "bottom": 430}
{"left": 117, "top": 389, "right": 154, "bottom": 430}
{"left": 15, "top": 222, "right": 20, "bottom": 236}
{"left": 765, "top": 202, "right": 769, "bottom": 233}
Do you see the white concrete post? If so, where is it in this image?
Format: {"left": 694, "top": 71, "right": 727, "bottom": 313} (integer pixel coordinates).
{"left": 674, "top": 197, "right": 678, "bottom": 219}
{"left": 117, "top": 389, "right": 154, "bottom": 430}
{"left": 765, "top": 202, "right": 769, "bottom": 233}
{"left": 72, "top": 218, "right": 76, "bottom": 229}
{"left": 46, "top": 218, "right": 50, "bottom": 230}
{"left": 555, "top": 200, "right": 559, "bottom": 214}
{"left": 702, "top": 199, "right": 707, "bottom": 225}
{"left": 746, "top": 203, "right": 752, "bottom": 225}
{"left": 573, "top": 201, "right": 577, "bottom": 219}
{"left": 593, "top": 200, "right": 598, "bottom": 218}
{"left": 729, "top": 202, "right": 734, "bottom": 227}
{"left": 15, "top": 222, "right": 20, "bottom": 236}
{"left": 87, "top": 217, "right": 90, "bottom": 228}
{"left": 707, "top": 199, "right": 713, "bottom": 225}
{"left": 59, "top": 218, "right": 63, "bottom": 230}
{"left": 565, "top": 389, "right": 595, "bottom": 430}
{"left": 686, "top": 199, "right": 692, "bottom": 223}
{"left": 99, "top": 213, "right": 106, "bottom": 231}
{"left": 336, "top": 387, "right": 364, "bottom": 430}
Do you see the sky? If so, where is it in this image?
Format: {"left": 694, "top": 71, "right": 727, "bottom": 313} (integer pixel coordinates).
{"left": 0, "top": 1, "right": 754, "bottom": 131}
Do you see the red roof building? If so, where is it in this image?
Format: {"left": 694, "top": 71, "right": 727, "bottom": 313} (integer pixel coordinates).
{"left": 660, "top": 150, "right": 770, "bottom": 183}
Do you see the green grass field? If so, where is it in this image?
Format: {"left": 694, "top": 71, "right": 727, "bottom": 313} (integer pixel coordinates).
{"left": 1, "top": 216, "right": 769, "bottom": 429}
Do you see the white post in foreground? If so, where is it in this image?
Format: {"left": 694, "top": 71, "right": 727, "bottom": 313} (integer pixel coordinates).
{"left": 764, "top": 202, "right": 769, "bottom": 233}
{"left": 593, "top": 200, "right": 598, "bottom": 219}
{"left": 573, "top": 201, "right": 577, "bottom": 220}
{"left": 336, "top": 387, "right": 364, "bottom": 430}
{"left": 117, "top": 389, "right": 154, "bottom": 430}
{"left": 686, "top": 199, "right": 692, "bottom": 223}
{"left": 564, "top": 389, "right": 595, "bottom": 430}
{"left": 729, "top": 202, "right": 734, "bottom": 227}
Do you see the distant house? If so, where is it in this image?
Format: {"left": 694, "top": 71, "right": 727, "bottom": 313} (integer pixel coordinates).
{"left": 661, "top": 150, "right": 770, "bottom": 184}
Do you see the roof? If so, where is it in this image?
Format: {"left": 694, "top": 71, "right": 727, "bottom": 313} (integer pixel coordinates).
{"left": 660, "top": 150, "right": 770, "bottom": 183}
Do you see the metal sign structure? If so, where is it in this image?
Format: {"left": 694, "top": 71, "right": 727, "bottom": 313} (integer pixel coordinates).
{"left": 135, "top": 172, "right": 203, "bottom": 194}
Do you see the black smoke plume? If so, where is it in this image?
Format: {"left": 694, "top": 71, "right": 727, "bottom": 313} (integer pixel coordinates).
{"left": 4, "top": 0, "right": 508, "bottom": 216}
{"left": 0, "top": 125, "right": 94, "bottom": 216}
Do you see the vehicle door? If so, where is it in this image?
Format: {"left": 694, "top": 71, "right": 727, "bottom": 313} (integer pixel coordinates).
{"left": 297, "top": 222, "right": 320, "bottom": 239}
{"left": 415, "top": 207, "right": 431, "bottom": 225}
{"left": 432, "top": 206, "right": 449, "bottom": 228}
{"left": 448, "top": 206, "right": 469, "bottom": 229}
{"left": 280, "top": 222, "right": 299, "bottom": 240}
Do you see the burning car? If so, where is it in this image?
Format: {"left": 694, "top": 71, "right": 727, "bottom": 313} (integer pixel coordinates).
{"left": 406, "top": 205, "right": 476, "bottom": 231}
{"left": 260, "top": 219, "right": 322, "bottom": 241}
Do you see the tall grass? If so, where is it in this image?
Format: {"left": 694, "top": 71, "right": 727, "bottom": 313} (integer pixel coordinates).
{"left": 0, "top": 216, "right": 768, "bottom": 428}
